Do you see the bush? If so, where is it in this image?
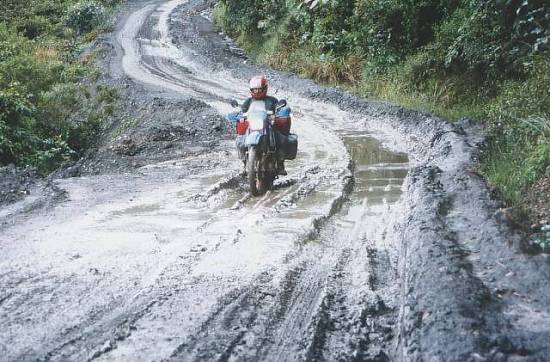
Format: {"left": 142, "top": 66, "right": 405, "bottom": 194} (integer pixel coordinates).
{"left": 481, "top": 57, "right": 550, "bottom": 204}
{"left": 66, "top": 0, "right": 105, "bottom": 35}
{"left": 0, "top": 0, "right": 122, "bottom": 173}
{"left": 0, "top": 86, "right": 38, "bottom": 165}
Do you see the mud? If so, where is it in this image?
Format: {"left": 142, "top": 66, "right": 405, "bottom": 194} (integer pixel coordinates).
{"left": 0, "top": 165, "right": 67, "bottom": 226}
{"left": 0, "top": 0, "right": 549, "bottom": 361}
{"left": 0, "top": 166, "right": 39, "bottom": 206}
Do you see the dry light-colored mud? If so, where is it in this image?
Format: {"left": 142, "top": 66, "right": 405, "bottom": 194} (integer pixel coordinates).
{"left": 0, "top": 0, "right": 549, "bottom": 361}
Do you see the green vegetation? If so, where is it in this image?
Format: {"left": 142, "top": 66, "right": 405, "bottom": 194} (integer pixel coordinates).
{"left": 214, "top": 0, "right": 549, "bottom": 209}
{"left": 0, "top": 0, "right": 122, "bottom": 173}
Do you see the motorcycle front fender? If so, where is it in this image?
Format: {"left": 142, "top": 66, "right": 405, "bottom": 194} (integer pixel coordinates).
{"left": 245, "top": 131, "right": 262, "bottom": 146}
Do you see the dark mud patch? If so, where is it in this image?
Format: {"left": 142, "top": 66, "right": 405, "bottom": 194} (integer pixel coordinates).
{"left": 57, "top": 82, "right": 233, "bottom": 177}
{"left": 0, "top": 166, "right": 39, "bottom": 207}
{"left": 170, "top": 0, "right": 247, "bottom": 71}
{"left": 0, "top": 165, "right": 67, "bottom": 222}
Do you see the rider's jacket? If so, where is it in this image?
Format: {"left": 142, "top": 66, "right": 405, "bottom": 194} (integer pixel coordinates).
{"left": 241, "top": 96, "right": 278, "bottom": 114}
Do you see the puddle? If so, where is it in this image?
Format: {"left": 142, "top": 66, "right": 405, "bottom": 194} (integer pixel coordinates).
{"left": 111, "top": 203, "right": 162, "bottom": 217}
{"left": 342, "top": 132, "right": 408, "bottom": 205}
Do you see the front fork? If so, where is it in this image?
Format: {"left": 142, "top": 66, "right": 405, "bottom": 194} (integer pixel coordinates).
{"left": 241, "top": 130, "right": 277, "bottom": 174}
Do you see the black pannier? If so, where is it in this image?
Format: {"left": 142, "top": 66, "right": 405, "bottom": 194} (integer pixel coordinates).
{"left": 285, "top": 133, "right": 298, "bottom": 160}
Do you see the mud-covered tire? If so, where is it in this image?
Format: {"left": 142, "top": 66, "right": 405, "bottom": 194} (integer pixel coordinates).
{"left": 248, "top": 147, "right": 261, "bottom": 196}
{"left": 248, "top": 147, "right": 274, "bottom": 196}
{"left": 262, "top": 174, "right": 274, "bottom": 193}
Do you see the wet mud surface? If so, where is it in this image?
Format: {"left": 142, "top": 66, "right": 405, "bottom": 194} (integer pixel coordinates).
{"left": 1, "top": 0, "right": 549, "bottom": 361}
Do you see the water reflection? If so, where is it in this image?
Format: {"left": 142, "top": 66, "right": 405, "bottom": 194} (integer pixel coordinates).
{"left": 342, "top": 132, "right": 409, "bottom": 204}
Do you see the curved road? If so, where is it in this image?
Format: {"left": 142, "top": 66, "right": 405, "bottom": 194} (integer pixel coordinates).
{"left": 0, "top": 0, "right": 411, "bottom": 360}
{"left": 5, "top": 0, "right": 549, "bottom": 360}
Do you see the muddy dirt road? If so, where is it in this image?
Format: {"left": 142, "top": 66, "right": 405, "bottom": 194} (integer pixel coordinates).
{"left": 1, "top": 0, "right": 549, "bottom": 360}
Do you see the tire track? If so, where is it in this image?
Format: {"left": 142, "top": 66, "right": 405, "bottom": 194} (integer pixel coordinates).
{"left": 0, "top": 0, "right": 416, "bottom": 360}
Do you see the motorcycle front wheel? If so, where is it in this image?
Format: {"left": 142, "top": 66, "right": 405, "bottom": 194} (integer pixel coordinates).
{"left": 247, "top": 146, "right": 271, "bottom": 196}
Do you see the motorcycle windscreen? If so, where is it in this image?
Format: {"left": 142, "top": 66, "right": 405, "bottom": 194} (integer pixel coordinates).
{"left": 245, "top": 131, "right": 262, "bottom": 146}
{"left": 247, "top": 110, "right": 267, "bottom": 131}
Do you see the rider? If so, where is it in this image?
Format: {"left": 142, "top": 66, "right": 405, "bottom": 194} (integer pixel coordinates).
{"left": 241, "top": 75, "right": 287, "bottom": 175}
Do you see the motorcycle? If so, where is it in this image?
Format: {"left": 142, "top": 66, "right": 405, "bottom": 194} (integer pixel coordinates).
{"left": 227, "top": 99, "right": 297, "bottom": 196}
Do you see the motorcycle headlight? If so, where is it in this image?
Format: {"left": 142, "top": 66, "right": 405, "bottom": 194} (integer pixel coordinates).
{"left": 247, "top": 111, "right": 266, "bottom": 131}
